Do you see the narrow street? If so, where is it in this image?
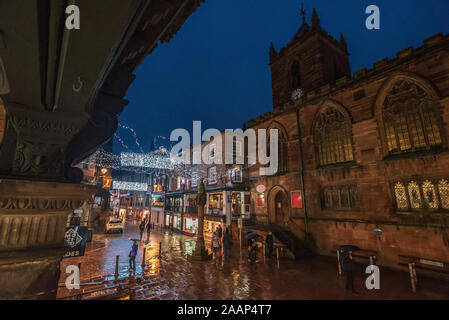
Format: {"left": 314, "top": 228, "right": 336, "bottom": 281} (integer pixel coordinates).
{"left": 58, "top": 221, "right": 449, "bottom": 300}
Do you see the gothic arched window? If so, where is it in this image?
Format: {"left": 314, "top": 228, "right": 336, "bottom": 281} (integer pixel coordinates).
{"left": 394, "top": 182, "right": 408, "bottom": 209}
{"left": 290, "top": 61, "right": 301, "bottom": 90}
{"left": 315, "top": 107, "right": 354, "bottom": 166}
{"left": 383, "top": 80, "right": 442, "bottom": 155}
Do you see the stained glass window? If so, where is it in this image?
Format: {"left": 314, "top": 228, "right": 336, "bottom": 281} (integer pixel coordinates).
{"left": 316, "top": 107, "right": 353, "bottom": 166}
{"left": 408, "top": 181, "right": 422, "bottom": 209}
{"left": 394, "top": 182, "right": 408, "bottom": 209}
{"left": 422, "top": 180, "right": 438, "bottom": 209}
{"left": 438, "top": 179, "right": 449, "bottom": 209}
{"left": 383, "top": 80, "right": 442, "bottom": 155}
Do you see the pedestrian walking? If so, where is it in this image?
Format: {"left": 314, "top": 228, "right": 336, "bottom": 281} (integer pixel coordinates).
{"left": 139, "top": 220, "right": 145, "bottom": 241}
{"left": 217, "top": 225, "right": 223, "bottom": 246}
{"left": 340, "top": 250, "right": 358, "bottom": 296}
{"left": 223, "top": 228, "right": 231, "bottom": 259}
{"left": 145, "top": 221, "right": 152, "bottom": 243}
{"left": 265, "top": 231, "right": 274, "bottom": 258}
{"left": 211, "top": 230, "right": 221, "bottom": 260}
{"left": 129, "top": 239, "right": 138, "bottom": 272}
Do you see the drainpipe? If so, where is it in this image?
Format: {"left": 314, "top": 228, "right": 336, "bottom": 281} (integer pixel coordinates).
{"left": 296, "top": 108, "right": 309, "bottom": 235}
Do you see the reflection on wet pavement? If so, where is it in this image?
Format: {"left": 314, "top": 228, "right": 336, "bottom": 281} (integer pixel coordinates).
{"left": 58, "top": 221, "right": 449, "bottom": 300}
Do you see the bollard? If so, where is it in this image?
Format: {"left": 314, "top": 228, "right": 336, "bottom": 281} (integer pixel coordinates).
{"left": 239, "top": 228, "right": 242, "bottom": 260}
{"left": 141, "top": 248, "right": 146, "bottom": 268}
{"left": 276, "top": 247, "right": 280, "bottom": 269}
{"left": 369, "top": 256, "right": 375, "bottom": 287}
{"left": 336, "top": 250, "right": 342, "bottom": 276}
{"left": 263, "top": 244, "right": 266, "bottom": 264}
{"left": 114, "top": 255, "right": 120, "bottom": 280}
{"left": 408, "top": 263, "right": 416, "bottom": 293}
{"left": 159, "top": 241, "right": 162, "bottom": 259}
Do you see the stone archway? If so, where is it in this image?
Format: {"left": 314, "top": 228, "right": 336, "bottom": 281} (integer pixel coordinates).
{"left": 267, "top": 185, "right": 290, "bottom": 225}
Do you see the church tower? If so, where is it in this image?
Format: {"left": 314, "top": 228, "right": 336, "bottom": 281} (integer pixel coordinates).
{"left": 269, "top": 8, "right": 351, "bottom": 107}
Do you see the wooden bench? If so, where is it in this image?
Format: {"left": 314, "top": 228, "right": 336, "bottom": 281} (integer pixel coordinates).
{"left": 398, "top": 255, "right": 449, "bottom": 293}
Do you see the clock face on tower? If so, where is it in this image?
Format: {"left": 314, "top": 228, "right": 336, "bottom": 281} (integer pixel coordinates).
{"left": 291, "top": 88, "right": 303, "bottom": 101}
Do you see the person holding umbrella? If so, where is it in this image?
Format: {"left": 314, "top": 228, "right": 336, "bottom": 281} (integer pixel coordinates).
{"left": 339, "top": 245, "right": 359, "bottom": 296}
{"left": 246, "top": 232, "right": 259, "bottom": 262}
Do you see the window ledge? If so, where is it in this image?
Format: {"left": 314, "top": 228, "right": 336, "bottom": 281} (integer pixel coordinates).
{"left": 317, "top": 161, "right": 359, "bottom": 170}
{"left": 383, "top": 147, "right": 447, "bottom": 161}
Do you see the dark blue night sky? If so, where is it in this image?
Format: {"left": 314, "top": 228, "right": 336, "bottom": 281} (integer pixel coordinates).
{"left": 115, "top": 0, "right": 449, "bottom": 154}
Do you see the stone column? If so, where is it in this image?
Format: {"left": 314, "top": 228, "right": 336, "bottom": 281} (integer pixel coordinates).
{"left": 0, "top": 179, "right": 96, "bottom": 299}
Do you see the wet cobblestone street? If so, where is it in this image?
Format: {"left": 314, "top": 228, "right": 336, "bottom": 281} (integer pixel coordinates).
{"left": 58, "top": 221, "right": 449, "bottom": 300}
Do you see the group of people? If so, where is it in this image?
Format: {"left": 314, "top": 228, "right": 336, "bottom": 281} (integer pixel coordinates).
{"left": 247, "top": 231, "right": 274, "bottom": 263}
{"left": 139, "top": 220, "right": 153, "bottom": 243}
{"left": 211, "top": 224, "right": 232, "bottom": 261}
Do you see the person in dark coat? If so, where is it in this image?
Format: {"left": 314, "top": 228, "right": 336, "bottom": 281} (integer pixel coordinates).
{"left": 217, "top": 225, "right": 223, "bottom": 245}
{"left": 139, "top": 220, "right": 145, "bottom": 241}
{"left": 145, "top": 221, "right": 152, "bottom": 243}
{"left": 265, "top": 231, "right": 274, "bottom": 258}
{"left": 247, "top": 233, "right": 259, "bottom": 262}
{"left": 340, "top": 250, "right": 358, "bottom": 295}
{"left": 223, "top": 228, "right": 231, "bottom": 259}
{"left": 129, "top": 240, "right": 138, "bottom": 271}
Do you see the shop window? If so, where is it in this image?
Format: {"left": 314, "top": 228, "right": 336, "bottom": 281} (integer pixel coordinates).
{"left": 383, "top": 80, "right": 442, "bottom": 155}
{"left": 321, "top": 185, "right": 359, "bottom": 210}
{"left": 315, "top": 107, "right": 354, "bottom": 166}
{"left": 209, "top": 193, "right": 223, "bottom": 214}
{"left": 208, "top": 167, "right": 217, "bottom": 184}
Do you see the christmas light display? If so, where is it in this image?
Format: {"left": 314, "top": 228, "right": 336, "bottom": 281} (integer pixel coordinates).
{"left": 112, "top": 181, "right": 148, "bottom": 192}
{"left": 120, "top": 151, "right": 174, "bottom": 169}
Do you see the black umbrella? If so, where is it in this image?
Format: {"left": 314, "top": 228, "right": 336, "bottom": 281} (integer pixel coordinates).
{"left": 339, "top": 245, "right": 360, "bottom": 252}
{"left": 246, "top": 232, "right": 259, "bottom": 240}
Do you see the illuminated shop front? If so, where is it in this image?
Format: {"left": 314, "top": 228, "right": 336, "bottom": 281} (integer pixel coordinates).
{"left": 152, "top": 193, "right": 165, "bottom": 207}
{"left": 151, "top": 193, "right": 165, "bottom": 228}
{"left": 183, "top": 215, "right": 198, "bottom": 236}
{"left": 173, "top": 215, "right": 182, "bottom": 231}
{"left": 231, "top": 192, "right": 250, "bottom": 215}
{"left": 204, "top": 216, "right": 225, "bottom": 239}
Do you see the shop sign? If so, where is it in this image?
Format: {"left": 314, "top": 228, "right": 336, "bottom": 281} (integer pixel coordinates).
{"left": 256, "top": 184, "right": 266, "bottom": 193}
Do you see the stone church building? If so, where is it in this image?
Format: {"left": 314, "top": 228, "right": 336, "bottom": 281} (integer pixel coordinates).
{"left": 245, "top": 9, "right": 449, "bottom": 270}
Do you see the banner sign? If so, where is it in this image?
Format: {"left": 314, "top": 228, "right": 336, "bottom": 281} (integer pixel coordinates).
{"left": 291, "top": 191, "right": 303, "bottom": 208}
{"left": 64, "top": 226, "right": 88, "bottom": 258}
